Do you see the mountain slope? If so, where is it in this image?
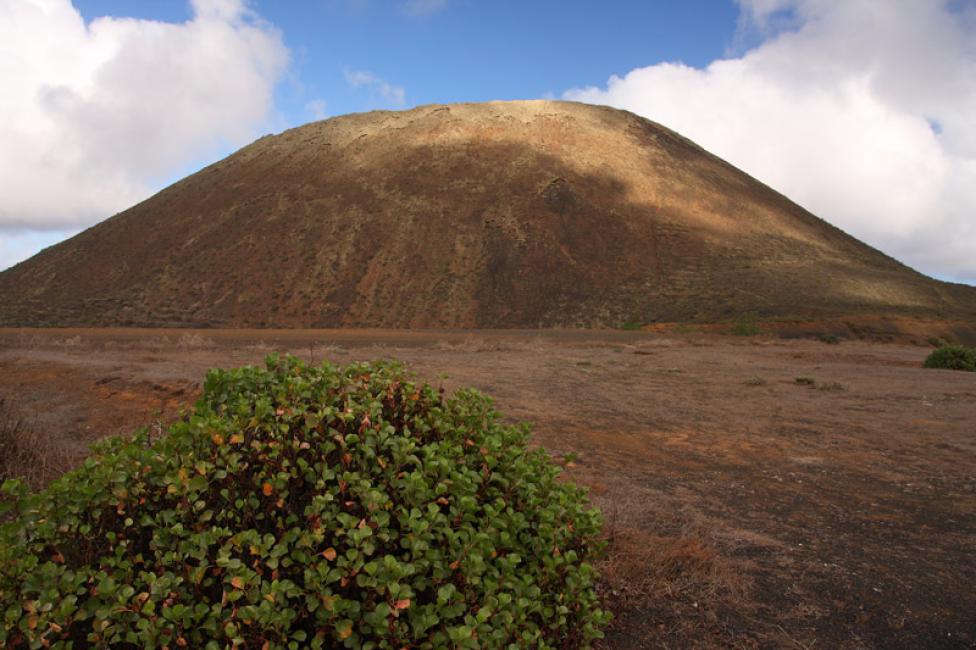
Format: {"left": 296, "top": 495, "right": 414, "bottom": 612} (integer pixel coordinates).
{"left": 2, "top": 100, "right": 974, "bottom": 327}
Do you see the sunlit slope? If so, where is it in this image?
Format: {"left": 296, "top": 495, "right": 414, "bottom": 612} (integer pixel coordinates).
{"left": 2, "top": 100, "right": 973, "bottom": 327}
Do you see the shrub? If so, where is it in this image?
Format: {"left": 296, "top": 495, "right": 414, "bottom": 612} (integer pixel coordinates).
{"left": 0, "top": 356, "right": 608, "bottom": 648}
{"left": 923, "top": 345, "right": 976, "bottom": 372}
{"left": 617, "top": 321, "right": 642, "bottom": 331}
{"left": 730, "top": 319, "right": 761, "bottom": 336}
{"left": 794, "top": 377, "right": 816, "bottom": 386}
{"left": 818, "top": 334, "right": 841, "bottom": 345}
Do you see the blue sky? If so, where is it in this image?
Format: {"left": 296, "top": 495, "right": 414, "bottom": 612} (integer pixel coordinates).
{"left": 2, "top": 1, "right": 975, "bottom": 283}
{"left": 74, "top": 1, "right": 741, "bottom": 132}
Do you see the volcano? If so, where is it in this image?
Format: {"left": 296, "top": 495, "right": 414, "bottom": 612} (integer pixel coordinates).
{"left": 2, "top": 100, "right": 973, "bottom": 328}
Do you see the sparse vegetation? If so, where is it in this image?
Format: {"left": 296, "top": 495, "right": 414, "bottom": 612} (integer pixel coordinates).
{"left": 817, "top": 381, "right": 845, "bottom": 391}
{"left": 0, "top": 356, "right": 609, "bottom": 648}
{"left": 794, "top": 376, "right": 816, "bottom": 386}
{"left": 0, "top": 397, "right": 24, "bottom": 484}
{"left": 0, "top": 398, "right": 69, "bottom": 489}
{"left": 923, "top": 344, "right": 976, "bottom": 372}
{"left": 730, "top": 318, "right": 761, "bottom": 336}
{"left": 818, "top": 334, "right": 841, "bottom": 345}
{"left": 590, "top": 485, "right": 750, "bottom": 645}
{"left": 617, "top": 321, "right": 643, "bottom": 331}
{"left": 176, "top": 332, "right": 215, "bottom": 349}
{"left": 744, "top": 376, "right": 767, "bottom": 386}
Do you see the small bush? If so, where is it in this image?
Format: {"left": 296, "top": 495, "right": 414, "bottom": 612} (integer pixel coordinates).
{"left": 795, "top": 377, "right": 816, "bottom": 386}
{"left": 923, "top": 345, "right": 976, "bottom": 372}
{"left": 730, "top": 319, "right": 761, "bottom": 336}
{"left": 818, "top": 334, "right": 841, "bottom": 345}
{"left": 0, "top": 356, "right": 608, "bottom": 648}
{"left": 617, "top": 321, "right": 642, "bottom": 331}
{"left": 744, "top": 376, "right": 766, "bottom": 386}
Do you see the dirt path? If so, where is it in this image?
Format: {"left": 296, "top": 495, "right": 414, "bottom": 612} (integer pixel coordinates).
{"left": 1, "top": 329, "right": 974, "bottom": 648}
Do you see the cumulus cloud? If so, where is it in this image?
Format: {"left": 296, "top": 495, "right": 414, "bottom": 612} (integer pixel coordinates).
{"left": 565, "top": 0, "right": 976, "bottom": 282}
{"left": 0, "top": 0, "right": 289, "bottom": 236}
{"left": 344, "top": 69, "right": 406, "bottom": 107}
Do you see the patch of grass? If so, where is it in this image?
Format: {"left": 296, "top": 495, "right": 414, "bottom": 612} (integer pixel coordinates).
{"left": 923, "top": 345, "right": 976, "bottom": 372}
{"left": 176, "top": 332, "right": 215, "bottom": 349}
{"left": 744, "top": 376, "right": 767, "bottom": 386}
{"left": 618, "top": 321, "right": 643, "bottom": 331}
{"left": 818, "top": 334, "right": 841, "bottom": 345}
{"left": 591, "top": 486, "right": 750, "bottom": 641}
{"left": 794, "top": 376, "right": 816, "bottom": 386}
{"left": 817, "top": 381, "right": 845, "bottom": 391}
{"left": 0, "top": 397, "right": 70, "bottom": 489}
{"left": 730, "top": 318, "right": 761, "bottom": 336}
{"left": 0, "top": 397, "right": 25, "bottom": 484}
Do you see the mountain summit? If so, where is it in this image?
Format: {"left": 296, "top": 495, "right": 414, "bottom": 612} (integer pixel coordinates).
{"left": 2, "top": 100, "right": 973, "bottom": 327}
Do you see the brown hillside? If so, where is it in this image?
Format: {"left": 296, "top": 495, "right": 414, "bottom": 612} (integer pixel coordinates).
{"left": 1, "top": 100, "right": 974, "bottom": 328}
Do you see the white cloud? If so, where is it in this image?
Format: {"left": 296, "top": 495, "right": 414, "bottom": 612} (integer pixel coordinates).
{"left": 0, "top": 0, "right": 289, "bottom": 236}
{"left": 403, "top": 0, "right": 448, "bottom": 16}
{"left": 566, "top": 0, "right": 976, "bottom": 282}
{"left": 344, "top": 69, "right": 406, "bottom": 107}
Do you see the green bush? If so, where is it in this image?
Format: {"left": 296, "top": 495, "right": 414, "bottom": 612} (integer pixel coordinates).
{"left": 923, "top": 345, "right": 976, "bottom": 372}
{"left": 0, "top": 356, "right": 608, "bottom": 648}
{"left": 616, "top": 321, "right": 642, "bottom": 331}
{"left": 730, "top": 319, "right": 761, "bottom": 336}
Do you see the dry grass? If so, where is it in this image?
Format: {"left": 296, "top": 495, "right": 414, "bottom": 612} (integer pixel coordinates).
{"left": 175, "top": 332, "right": 215, "bottom": 349}
{"left": 433, "top": 336, "right": 549, "bottom": 353}
{"left": 247, "top": 340, "right": 274, "bottom": 353}
{"left": 0, "top": 396, "right": 73, "bottom": 489}
{"left": 818, "top": 381, "right": 845, "bottom": 391}
{"left": 590, "top": 486, "right": 754, "bottom": 648}
{"left": 594, "top": 489, "right": 749, "bottom": 607}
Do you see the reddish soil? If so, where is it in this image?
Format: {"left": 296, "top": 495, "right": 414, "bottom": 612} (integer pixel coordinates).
{"left": 1, "top": 328, "right": 974, "bottom": 648}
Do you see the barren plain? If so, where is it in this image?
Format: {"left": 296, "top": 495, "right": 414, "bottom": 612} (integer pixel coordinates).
{"left": 1, "top": 328, "right": 973, "bottom": 648}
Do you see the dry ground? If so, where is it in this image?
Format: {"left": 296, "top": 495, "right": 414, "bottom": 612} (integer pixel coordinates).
{"left": 1, "top": 328, "right": 974, "bottom": 648}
